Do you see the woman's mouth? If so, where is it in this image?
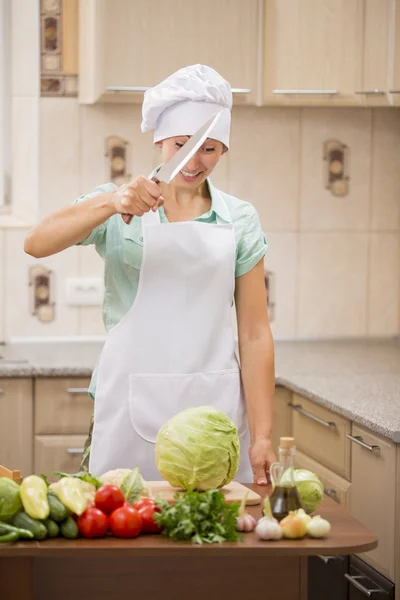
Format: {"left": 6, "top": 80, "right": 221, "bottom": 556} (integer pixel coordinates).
{"left": 179, "top": 169, "right": 202, "bottom": 182}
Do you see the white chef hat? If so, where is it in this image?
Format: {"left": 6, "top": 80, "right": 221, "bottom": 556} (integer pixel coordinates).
{"left": 141, "top": 64, "right": 232, "bottom": 149}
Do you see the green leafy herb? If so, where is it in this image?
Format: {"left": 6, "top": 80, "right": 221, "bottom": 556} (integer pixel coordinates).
{"left": 155, "top": 489, "right": 241, "bottom": 544}
{"left": 40, "top": 474, "right": 49, "bottom": 486}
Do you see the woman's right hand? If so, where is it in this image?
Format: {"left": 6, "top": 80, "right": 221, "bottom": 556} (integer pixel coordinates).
{"left": 112, "top": 176, "right": 164, "bottom": 221}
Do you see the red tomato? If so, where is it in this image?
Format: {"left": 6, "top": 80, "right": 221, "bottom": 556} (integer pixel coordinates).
{"left": 77, "top": 507, "right": 109, "bottom": 538}
{"left": 95, "top": 485, "right": 125, "bottom": 515}
{"left": 133, "top": 498, "right": 156, "bottom": 512}
{"left": 137, "top": 504, "right": 162, "bottom": 534}
{"left": 109, "top": 504, "right": 142, "bottom": 538}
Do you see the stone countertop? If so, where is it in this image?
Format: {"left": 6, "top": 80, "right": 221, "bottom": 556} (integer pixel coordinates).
{"left": 1, "top": 338, "right": 399, "bottom": 442}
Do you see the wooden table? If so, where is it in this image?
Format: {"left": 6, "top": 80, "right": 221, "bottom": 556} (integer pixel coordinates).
{"left": 0, "top": 485, "right": 377, "bottom": 600}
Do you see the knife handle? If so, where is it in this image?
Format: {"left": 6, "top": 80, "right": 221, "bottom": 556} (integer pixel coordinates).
{"left": 121, "top": 176, "right": 161, "bottom": 224}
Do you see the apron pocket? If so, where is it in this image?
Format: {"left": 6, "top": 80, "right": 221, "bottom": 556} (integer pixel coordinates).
{"left": 129, "top": 368, "right": 248, "bottom": 443}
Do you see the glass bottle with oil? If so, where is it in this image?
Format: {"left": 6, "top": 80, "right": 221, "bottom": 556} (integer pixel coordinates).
{"left": 269, "top": 437, "right": 305, "bottom": 521}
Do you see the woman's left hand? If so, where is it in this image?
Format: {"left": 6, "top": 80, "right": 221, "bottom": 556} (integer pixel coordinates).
{"left": 249, "top": 437, "right": 276, "bottom": 486}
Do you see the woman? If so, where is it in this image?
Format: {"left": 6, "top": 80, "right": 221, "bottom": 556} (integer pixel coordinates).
{"left": 24, "top": 65, "right": 276, "bottom": 485}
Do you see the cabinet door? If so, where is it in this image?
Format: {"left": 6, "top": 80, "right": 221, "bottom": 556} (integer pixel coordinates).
{"left": 0, "top": 379, "right": 33, "bottom": 476}
{"left": 295, "top": 450, "right": 351, "bottom": 508}
{"left": 263, "top": 0, "right": 364, "bottom": 105}
{"left": 308, "top": 555, "right": 349, "bottom": 600}
{"left": 348, "top": 424, "right": 396, "bottom": 580}
{"left": 35, "top": 435, "right": 87, "bottom": 481}
{"left": 271, "top": 387, "right": 292, "bottom": 454}
{"left": 80, "top": 0, "right": 259, "bottom": 105}
{"left": 357, "top": 0, "right": 393, "bottom": 106}
{"left": 35, "top": 378, "right": 93, "bottom": 435}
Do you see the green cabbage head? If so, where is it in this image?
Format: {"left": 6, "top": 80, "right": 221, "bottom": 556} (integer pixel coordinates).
{"left": 280, "top": 468, "right": 324, "bottom": 513}
{"left": 155, "top": 406, "right": 240, "bottom": 491}
{"left": 0, "top": 477, "right": 23, "bottom": 522}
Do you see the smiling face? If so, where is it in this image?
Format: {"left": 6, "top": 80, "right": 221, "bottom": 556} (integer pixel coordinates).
{"left": 157, "top": 136, "right": 226, "bottom": 187}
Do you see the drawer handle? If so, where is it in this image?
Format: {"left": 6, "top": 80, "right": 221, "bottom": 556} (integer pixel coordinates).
{"left": 324, "top": 488, "right": 339, "bottom": 503}
{"left": 346, "top": 435, "right": 380, "bottom": 453}
{"left": 0, "top": 388, "right": 4, "bottom": 394}
{"left": 344, "top": 574, "right": 381, "bottom": 597}
{"left": 288, "top": 403, "right": 336, "bottom": 429}
{"left": 389, "top": 90, "right": 400, "bottom": 93}
{"left": 66, "top": 388, "right": 89, "bottom": 394}
{"left": 66, "top": 448, "right": 84, "bottom": 455}
{"left": 272, "top": 89, "right": 338, "bottom": 95}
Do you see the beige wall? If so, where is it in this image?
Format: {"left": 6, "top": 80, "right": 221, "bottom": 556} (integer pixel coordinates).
{"left": 1, "top": 101, "right": 400, "bottom": 341}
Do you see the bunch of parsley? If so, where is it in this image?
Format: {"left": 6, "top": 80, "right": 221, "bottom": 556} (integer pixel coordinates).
{"left": 155, "top": 489, "right": 241, "bottom": 544}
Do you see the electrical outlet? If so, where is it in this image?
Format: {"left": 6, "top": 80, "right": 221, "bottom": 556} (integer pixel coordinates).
{"left": 66, "top": 278, "right": 104, "bottom": 306}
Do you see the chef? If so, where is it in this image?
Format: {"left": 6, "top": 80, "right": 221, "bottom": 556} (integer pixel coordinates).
{"left": 24, "top": 64, "right": 276, "bottom": 485}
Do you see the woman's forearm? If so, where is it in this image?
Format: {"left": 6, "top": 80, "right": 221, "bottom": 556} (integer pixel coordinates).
{"left": 24, "top": 192, "right": 117, "bottom": 258}
{"left": 238, "top": 324, "right": 275, "bottom": 443}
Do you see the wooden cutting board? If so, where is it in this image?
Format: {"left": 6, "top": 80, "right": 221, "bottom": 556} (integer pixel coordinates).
{"left": 146, "top": 481, "right": 261, "bottom": 505}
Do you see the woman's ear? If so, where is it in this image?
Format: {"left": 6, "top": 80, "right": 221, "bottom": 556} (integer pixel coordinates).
{"left": 155, "top": 141, "right": 163, "bottom": 149}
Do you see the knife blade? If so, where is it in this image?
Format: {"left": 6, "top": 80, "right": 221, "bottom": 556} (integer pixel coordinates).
{"left": 121, "top": 110, "right": 223, "bottom": 223}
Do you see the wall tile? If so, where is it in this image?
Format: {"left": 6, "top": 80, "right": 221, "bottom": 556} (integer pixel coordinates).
{"left": 12, "top": 96, "right": 40, "bottom": 222}
{"left": 367, "top": 233, "right": 400, "bottom": 335}
{"left": 300, "top": 108, "right": 371, "bottom": 231}
{"left": 370, "top": 109, "right": 400, "bottom": 231}
{"left": 77, "top": 245, "right": 105, "bottom": 336}
{"left": 298, "top": 232, "right": 369, "bottom": 337}
{"left": 11, "top": 0, "right": 40, "bottom": 97}
{"left": 228, "top": 107, "right": 300, "bottom": 231}
{"left": 4, "top": 230, "right": 80, "bottom": 339}
{"left": 264, "top": 232, "right": 298, "bottom": 339}
{"left": 40, "top": 98, "right": 80, "bottom": 216}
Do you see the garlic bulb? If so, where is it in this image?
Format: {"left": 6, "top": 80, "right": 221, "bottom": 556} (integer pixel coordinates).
{"left": 235, "top": 491, "right": 257, "bottom": 533}
{"left": 255, "top": 516, "right": 283, "bottom": 540}
{"left": 306, "top": 515, "right": 331, "bottom": 538}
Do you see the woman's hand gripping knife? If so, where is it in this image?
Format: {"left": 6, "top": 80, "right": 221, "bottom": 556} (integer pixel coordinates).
{"left": 115, "top": 176, "right": 164, "bottom": 224}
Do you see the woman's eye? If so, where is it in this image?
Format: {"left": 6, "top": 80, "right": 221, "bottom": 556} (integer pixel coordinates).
{"left": 202, "top": 147, "right": 215, "bottom": 153}
{"left": 175, "top": 142, "right": 184, "bottom": 148}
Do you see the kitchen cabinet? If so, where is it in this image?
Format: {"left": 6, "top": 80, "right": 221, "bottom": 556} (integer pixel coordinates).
{"left": 262, "top": 0, "right": 364, "bottom": 106}
{"left": 34, "top": 435, "right": 87, "bottom": 481}
{"left": 35, "top": 378, "right": 93, "bottom": 435}
{"left": 348, "top": 424, "right": 396, "bottom": 581}
{"left": 347, "top": 556, "right": 395, "bottom": 599}
{"left": 79, "top": 0, "right": 260, "bottom": 105}
{"left": 290, "top": 394, "right": 351, "bottom": 479}
{"left": 357, "top": 0, "right": 394, "bottom": 106}
{"left": 271, "top": 386, "right": 292, "bottom": 454}
{"left": 0, "top": 378, "right": 33, "bottom": 477}
{"left": 295, "top": 450, "right": 351, "bottom": 508}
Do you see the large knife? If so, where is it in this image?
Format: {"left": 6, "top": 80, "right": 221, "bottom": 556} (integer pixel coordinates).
{"left": 121, "top": 109, "right": 223, "bottom": 224}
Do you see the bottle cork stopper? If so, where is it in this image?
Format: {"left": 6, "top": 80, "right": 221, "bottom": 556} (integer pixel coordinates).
{"left": 279, "top": 437, "right": 295, "bottom": 449}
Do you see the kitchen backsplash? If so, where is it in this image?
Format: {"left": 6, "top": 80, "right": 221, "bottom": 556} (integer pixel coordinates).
{"left": 1, "top": 102, "right": 399, "bottom": 341}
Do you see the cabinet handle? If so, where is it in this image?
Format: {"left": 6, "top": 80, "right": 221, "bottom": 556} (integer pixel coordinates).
{"left": 324, "top": 488, "right": 339, "bottom": 503}
{"left": 66, "top": 388, "right": 89, "bottom": 394}
{"left": 272, "top": 89, "right": 337, "bottom": 95}
{"left": 288, "top": 403, "right": 336, "bottom": 429}
{"left": 0, "top": 388, "right": 4, "bottom": 394}
{"left": 66, "top": 448, "right": 84, "bottom": 455}
{"left": 317, "top": 555, "right": 340, "bottom": 564}
{"left": 344, "top": 574, "right": 382, "bottom": 597}
{"left": 106, "top": 86, "right": 251, "bottom": 94}
{"left": 355, "top": 89, "right": 385, "bottom": 95}
{"left": 346, "top": 435, "right": 380, "bottom": 453}
{"left": 389, "top": 90, "right": 400, "bottom": 93}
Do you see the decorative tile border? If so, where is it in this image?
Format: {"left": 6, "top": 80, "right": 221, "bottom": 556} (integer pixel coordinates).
{"left": 40, "top": 0, "right": 78, "bottom": 97}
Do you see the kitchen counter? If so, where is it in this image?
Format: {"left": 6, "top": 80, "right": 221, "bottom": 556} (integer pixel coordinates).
{"left": 0, "top": 485, "right": 377, "bottom": 600}
{"left": 1, "top": 337, "right": 399, "bottom": 441}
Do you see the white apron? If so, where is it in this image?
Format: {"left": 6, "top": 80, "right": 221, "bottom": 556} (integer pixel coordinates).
{"left": 89, "top": 201, "right": 252, "bottom": 482}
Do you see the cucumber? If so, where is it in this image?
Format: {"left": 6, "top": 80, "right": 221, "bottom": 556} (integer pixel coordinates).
{"left": 0, "top": 531, "right": 19, "bottom": 543}
{"left": 60, "top": 516, "right": 79, "bottom": 539}
{"left": 13, "top": 512, "right": 47, "bottom": 540}
{"left": 42, "top": 518, "right": 59, "bottom": 538}
{"left": 47, "top": 493, "right": 68, "bottom": 522}
{"left": 0, "top": 522, "right": 34, "bottom": 540}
